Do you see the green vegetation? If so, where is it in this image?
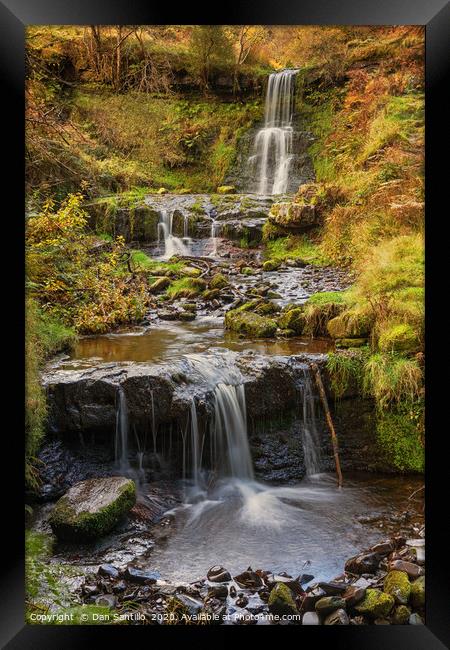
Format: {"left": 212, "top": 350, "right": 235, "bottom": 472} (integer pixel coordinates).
{"left": 263, "top": 233, "right": 331, "bottom": 266}
{"left": 225, "top": 308, "right": 278, "bottom": 338}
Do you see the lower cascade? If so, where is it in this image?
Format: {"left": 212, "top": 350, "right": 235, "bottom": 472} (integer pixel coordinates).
{"left": 157, "top": 208, "right": 192, "bottom": 259}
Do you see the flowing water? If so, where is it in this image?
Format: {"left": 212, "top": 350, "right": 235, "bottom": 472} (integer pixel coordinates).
{"left": 157, "top": 208, "right": 192, "bottom": 259}
{"left": 249, "top": 69, "right": 299, "bottom": 195}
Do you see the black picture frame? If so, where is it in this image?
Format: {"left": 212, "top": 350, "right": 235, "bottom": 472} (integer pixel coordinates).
{"left": 2, "top": 0, "right": 449, "bottom": 646}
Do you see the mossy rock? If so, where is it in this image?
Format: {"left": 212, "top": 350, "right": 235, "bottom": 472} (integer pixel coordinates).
{"left": 304, "top": 291, "right": 347, "bottom": 337}
{"left": 335, "top": 338, "right": 367, "bottom": 348}
{"left": 148, "top": 277, "right": 171, "bottom": 294}
{"left": 378, "top": 323, "right": 420, "bottom": 353}
{"left": 157, "top": 187, "right": 168, "bottom": 194}
{"left": 203, "top": 288, "right": 221, "bottom": 301}
{"left": 209, "top": 273, "right": 229, "bottom": 290}
{"left": 409, "top": 576, "right": 425, "bottom": 609}
{"left": 392, "top": 605, "right": 411, "bottom": 625}
{"left": 49, "top": 477, "right": 136, "bottom": 542}
{"left": 277, "top": 328, "right": 296, "bottom": 338}
{"left": 241, "top": 267, "right": 255, "bottom": 275}
{"left": 180, "top": 266, "right": 201, "bottom": 278}
{"left": 176, "top": 311, "right": 196, "bottom": 322}
{"left": 254, "top": 301, "right": 279, "bottom": 316}
{"left": 278, "top": 307, "right": 305, "bottom": 334}
{"left": 327, "top": 309, "right": 372, "bottom": 339}
{"left": 225, "top": 309, "right": 277, "bottom": 338}
{"left": 263, "top": 260, "right": 281, "bottom": 272}
{"left": 384, "top": 570, "right": 411, "bottom": 604}
{"left": 268, "top": 582, "right": 298, "bottom": 617}
{"left": 217, "top": 185, "right": 235, "bottom": 194}
{"left": 355, "top": 589, "right": 395, "bottom": 618}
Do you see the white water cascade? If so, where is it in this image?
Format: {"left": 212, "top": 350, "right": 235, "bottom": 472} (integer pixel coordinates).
{"left": 115, "top": 386, "right": 130, "bottom": 472}
{"left": 250, "top": 69, "right": 299, "bottom": 195}
{"left": 298, "top": 367, "right": 322, "bottom": 475}
{"left": 184, "top": 354, "right": 254, "bottom": 488}
{"left": 157, "top": 209, "right": 192, "bottom": 259}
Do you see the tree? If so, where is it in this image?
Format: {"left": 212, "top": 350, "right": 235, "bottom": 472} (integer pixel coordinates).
{"left": 228, "top": 26, "right": 267, "bottom": 94}
{"left": 189, "top": 26, "right": 233, "bottom": 93}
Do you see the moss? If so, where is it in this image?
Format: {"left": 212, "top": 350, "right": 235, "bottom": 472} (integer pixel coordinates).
{"left": 254, "top": 301, "right": 279, "bottom": 316}
{"left": 327, "top": 306, "right": 373, "bottom": 339}
{"left": 409, "top": 576, "right": 425, "bottom": 609}
{"left": 241, "top": 267, "right": 255, "bottom": 275}
{"left": 303, "top": 291, "right": 347, "bottom": 336}
{"left": 49, "top": 479, "right": 136, "bottom": 541}
{"left": 376, "top": 406, "right": 424, "bottom": 472}
{"left": 355, "top": 589, "right": 395, "bottom": 618}
{"left": 209, "top": 273, "right": 229, "bottom": 289}
{"left": 392, "top": 605, "right": 412, "bottom": 625}
{"left": 202, "top": 288, "right": 221, "bottom": 301}
{"left": 263, "top": 259, "right": 281, "bottom": 272}
{"left": 384, "top": 570, "right": 411, "bottom": 604}
{"left": 378, "top": 323, "right": 419, "bottom": 353}
{"left": 264, "top": 235, "right": 331, "bottom": 266}
{"left": 216, "top": 185, "right": 235, "bottom": 194}
{"left": 268, "top": 583, "right": 298, "bottom": 616}
{"left": 364, "top": 353, "right": 423, "bottom": 408}
{"left": 278, "top": 307, "right": 305, "bottom": 334}
{"left": 148, "top": 277, "right": 171, "bottom": 294}
{"left": 225, "top": 309, "right": 277, "bottom": 338}
{"left": 167, "top": 277, "right": 207, "bottom": 299}
{"left": 336, "top": 338, "right": 367, "bottom": 348}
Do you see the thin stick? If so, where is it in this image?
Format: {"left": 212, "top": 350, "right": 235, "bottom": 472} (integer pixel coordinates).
{"left": 310, "top": 362, "right": 343, "bottom": 488}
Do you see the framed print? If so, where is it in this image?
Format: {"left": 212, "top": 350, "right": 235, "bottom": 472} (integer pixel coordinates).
{"left": 1, "top": 0, "right": 449, "bottom": 646}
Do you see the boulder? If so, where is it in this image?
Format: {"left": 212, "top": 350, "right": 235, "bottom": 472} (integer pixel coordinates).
{"left": 315, "top": 596, "right": 346, "bottom": 616}
{"left": 49, "top": 477, "right": 136, "bottom": 541}
{"left": 355, "top": 589, "right": 395, "bottom": 619}
{"left": 209, "top": 273, "right": 229, "bottom": 290}
{"left": 225, "top": 309, "right": 277, "bottom": 338}
{"left": 268, "top": 582, "right": 298, "bottom": 617}
{"left": 278, "top": 307, "right": 305, "bottom": 334}
{"left": 207, "top": 566, "right": 232, "bottom": 583}
{"left": 409, "top": 576, "right": 425, "bottom": 609}
{"left": 324, "top": 608, "right": 349, "bottom": 625}
{"left": 392, "top": 605, "right": 411, "bottom": 625}
{"left": 148, "top": 277, "right": 170, "bottom": 294}
{"left": 384, "top": 570, "right": 411, "bottom": 605}
{"left": 263, "top": 260, "right": 281, "bottom": 272}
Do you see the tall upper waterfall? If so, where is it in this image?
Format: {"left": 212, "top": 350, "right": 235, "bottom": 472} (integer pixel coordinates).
{"left": 250, "top": 69, "right": 299, "bottom": 195}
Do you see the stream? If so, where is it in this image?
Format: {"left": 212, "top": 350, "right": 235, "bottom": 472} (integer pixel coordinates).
{"left": 32, "top": 69, "right": 424, "bottom": 619}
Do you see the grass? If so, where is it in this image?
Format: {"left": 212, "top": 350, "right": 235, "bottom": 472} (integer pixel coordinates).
{"left": 264, "top": 234, "right": 331, "bottom": 266}
{"left": 166, "top": 277, "right": 206, "bottom": 299}
{"left": 326, "top": 349, "right": 367, "bottom": 398}
{"left": 26, "top": 298, "right": 76, "bottom": 488}
{"left": 363, "top": 353, "right": 423, "bottom": 409}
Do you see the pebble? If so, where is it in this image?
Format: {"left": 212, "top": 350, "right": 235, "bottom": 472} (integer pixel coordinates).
{"left": 388, "top": 560, "right": 424, "bottom": 578}
{"left": 207, "top": 565, "right": 232, "bottom": 583}
{"left": 302, "top": 611, "right": 320, "bottom": 625}
{"left": 98, "top": 564, "right": 119, "bottom": 579}
{"left": 324, "top": 608, "right": 349, "bottom": 625}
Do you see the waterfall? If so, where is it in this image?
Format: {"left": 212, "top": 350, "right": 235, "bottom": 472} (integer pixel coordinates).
{"left": 184, "top": 354, "right": 254, "bottom": 487}
{"left": 209, "top": 219, "right": 221, "bottom": 258}
{"left": 298, "top": 367, "right": 322, "bottom": 475}
{"left": 250, "top": 69, "right": 299, "bottom": 195}
{"left": 157, "top": 209, "right": 191, "bottom": 259}
{"left": 115, "top": 387, "right": 130, "bottom": 472}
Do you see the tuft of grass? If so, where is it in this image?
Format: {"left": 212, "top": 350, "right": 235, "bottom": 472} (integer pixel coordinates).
{"left": 326, "top": 349, "right": 367, "bottom": 398}
{"left": 363, "top": 353, "right": 423, "bottom": 409}
{"left": 303, "top": 291, "right": 348, "bottom": 336}
{"left": 166, "top": 277, "right": 206, "bottom": 299}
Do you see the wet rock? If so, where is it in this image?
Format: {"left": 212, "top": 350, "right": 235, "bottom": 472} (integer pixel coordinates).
{"left": 345, "top": 552, "right": 380, "bottom": 575}
{"left": 207, "top": 585, "right": 228, "bottom": 600}
{"left": 124, "top": 566, "right": 160, "bottom": 584}
{"left": 409, "top": 613, "right": 424, "bottom": 625}
{"left": 268, "top": 583, "right": 298, "bottom": 617}
{"left": 235, "top": 594, "right": 249, "bottom": 608}
{"left": 95, "top": 594, "right": 117, "bottom": 608}
{"left": 409, "top": 575, "right": 425, "bottom": 609}
{"left": 302, "top": 611, "right": 320, "bottom": 625}
{"left": 174, "top": 594, "right": 204, "bottom": 616}
{"left": 207, "top": 566, "right": 232, "bottom": 583}
{"left": 392, "top": 605, "right": 411, "bottom": 625}
{"left": 49, "top": 477, "right": 136, "bottom": 541}
{"left": 317, "top": 581, "right": 348, "bottom": 595}
{"left": 355, "top": 589, "right": 395, "bottom": 619}
{"left": 388, "top": 560, "right": 424, "bottom": 579}
{"left": 374, "top": 618, "right": 391, "bottom": 625}
{"left": 112, "top": 580, "right": 127, "bottom": 594}
{"left": 82, "top": 584, "right": 99, "bottom": 596}
{"left": 233, "top": 568, "right": 264, "bottom": 590}
{"left": 342, "top": 585, "right": 366, "bottom": 607}
{"left": 229, "top": 585, "right": 237, "bottom": 598}
{"left": 371, "top": 541, "right": 394, "bottom": 556}
{"left": 98, "top": 564, "right": 120, "bottom": 579}
{"left": 384, "top": 570, "right": 411, "bottom": 605}
{"left": 301, "top": 586, "right": 327, "bottom": 611}
{"left": 315, "top": 596, "right": 346, "bottom": 616}
{"left": 324, "top": 608, "right": 349, "bottom": 625}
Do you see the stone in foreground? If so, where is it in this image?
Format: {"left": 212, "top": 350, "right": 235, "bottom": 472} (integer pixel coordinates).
{"left": 49, "top": 477, "right": 136, "bottom": 541}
